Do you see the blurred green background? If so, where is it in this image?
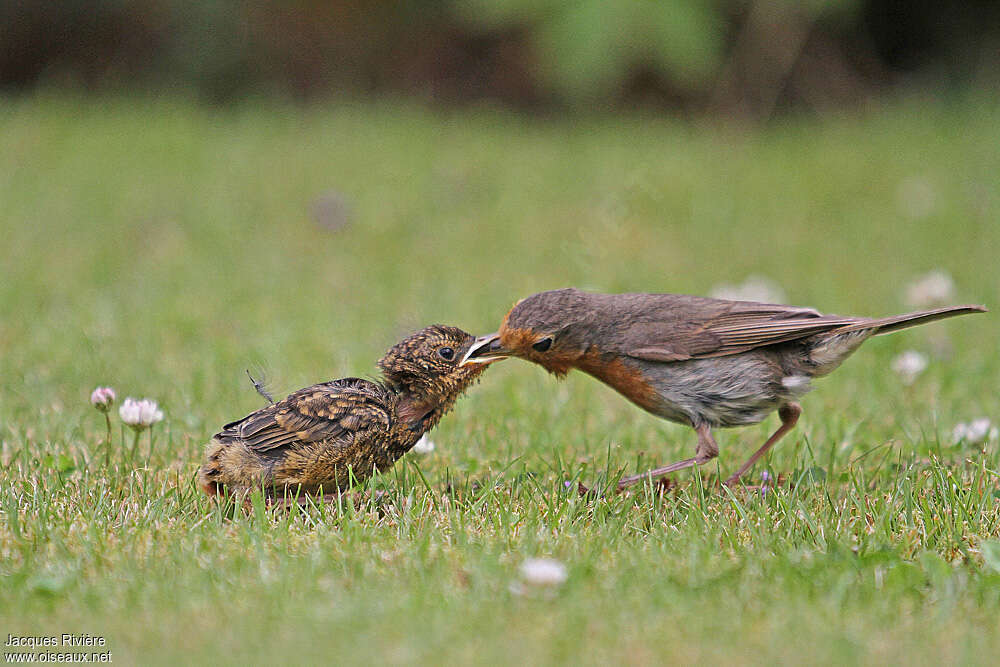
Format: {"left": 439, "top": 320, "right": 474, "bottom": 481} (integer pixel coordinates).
{"left": 3, "top": 0, "right": 999, "bottom": 116}
{"left": 3, "top": 2, "right": 1000, "bottom": 665}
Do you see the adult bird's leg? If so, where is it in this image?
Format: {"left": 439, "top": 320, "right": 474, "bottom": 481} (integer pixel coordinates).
{"left": 617, "top": 422, "right": 719, "bottom": 490}
{"left": 723, "top": 402, "right": 802, "bottom": 487}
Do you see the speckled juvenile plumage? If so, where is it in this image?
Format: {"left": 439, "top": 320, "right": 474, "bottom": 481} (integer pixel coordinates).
{"left": 199, "top": 325, "right": 490, "bottom": 501}
{"left": 464, "top": 288, "right": 985, "bottom": 488}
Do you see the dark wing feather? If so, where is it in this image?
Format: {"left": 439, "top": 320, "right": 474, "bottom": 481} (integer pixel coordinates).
{"left": 621, "top": 299, "right": 859, "bottom": 362}
{"left": 214, "top": 378, "right": 393, "bottom": 454}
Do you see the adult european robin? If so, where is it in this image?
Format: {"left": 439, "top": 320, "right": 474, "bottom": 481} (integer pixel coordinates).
{"left": 462, "top": 288, "right": 985, "bottom": 489}
{"left": 199, "top": 325, "right": 493, "bottom": 502}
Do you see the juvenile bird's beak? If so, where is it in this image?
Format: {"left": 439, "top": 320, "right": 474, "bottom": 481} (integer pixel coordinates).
{"left": 460, "top": 333, "right": 508, "bottom": 366}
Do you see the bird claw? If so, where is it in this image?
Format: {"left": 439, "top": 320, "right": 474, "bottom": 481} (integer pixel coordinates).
{"left": 616, "top": 475, "right": 678, "bottom": 495}
{"left": 575, "top": 476, "right": 675, "bottom": 498}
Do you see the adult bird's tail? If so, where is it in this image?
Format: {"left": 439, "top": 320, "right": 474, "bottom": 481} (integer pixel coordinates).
{"left": 833, "top": 304, "right": 987, "bottom": 336}
{"left": 807, "top": 304, "right": 986, "bottom": 377}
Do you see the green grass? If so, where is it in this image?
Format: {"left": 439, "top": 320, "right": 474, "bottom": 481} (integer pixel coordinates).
{"left": 2, "top": 92, "right": 999, "bottom": 665}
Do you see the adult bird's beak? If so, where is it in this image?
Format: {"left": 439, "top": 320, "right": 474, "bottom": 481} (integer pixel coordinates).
{"left": 460, "top": 333, "right": 508, "bottom": 366}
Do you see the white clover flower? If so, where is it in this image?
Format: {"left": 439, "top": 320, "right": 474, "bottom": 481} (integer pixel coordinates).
{"left": 952, "top": 419, "right": 997, "bottom": 445}
{"left": 119, "top": 398, "right": 164, "bottom": 430}
{"left": 90, "top": 387, "right": 116, "bottom": 412}
{"left": 891, "top": 350, "right": 928, "bottom": 386}
{"left": 710, "top": 275, "right": 787, "bottom": 304}
{"left": 905, "top": 270, "right": 956, "bottom": 308}
{"left": 411, "top": 435, "right": 435, "bottom": 454}
{"left": 519, "top": 558, "right": 568, "bottom": 586}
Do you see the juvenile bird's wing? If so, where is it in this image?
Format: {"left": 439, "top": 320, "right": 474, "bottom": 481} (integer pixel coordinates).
{"left": 622, "top": 298, "right": 860, "bottom": 362}
{"left": 214, "top": 378, "right": 393, "bottom": 454}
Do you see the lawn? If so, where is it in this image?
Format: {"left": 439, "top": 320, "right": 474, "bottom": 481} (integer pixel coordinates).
{"left": 1, "top": 92, "right": 999, "bottom": 665}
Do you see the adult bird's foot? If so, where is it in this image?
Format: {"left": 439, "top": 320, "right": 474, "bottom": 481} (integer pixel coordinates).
{"left": 616, "top": 475, "right": 679, "bottom": 494}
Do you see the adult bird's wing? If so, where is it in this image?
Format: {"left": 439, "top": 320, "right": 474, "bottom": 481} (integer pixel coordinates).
{"left": 214, "top": 378, "right": 393, "bottom": 454}
{"left": 622, "top": 298, "right": 861, "bottom": 362}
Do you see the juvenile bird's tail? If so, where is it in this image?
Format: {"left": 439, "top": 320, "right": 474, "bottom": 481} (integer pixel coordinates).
{"left": 833, "top": 304, "right": 987, "bottom": 336}
{"left": 198, "top": 438, "right": 226, "bottom": 496}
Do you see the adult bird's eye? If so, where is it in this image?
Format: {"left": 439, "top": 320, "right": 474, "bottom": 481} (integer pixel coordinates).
{"left": 437, "top": 346, "right": 455, "bottom": 361}
{"left": 532, "top": 337, "right": 553, "bottom": 353}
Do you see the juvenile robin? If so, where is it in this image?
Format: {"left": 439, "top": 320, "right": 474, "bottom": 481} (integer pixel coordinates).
{"left": 199, "top": 325, "right": 493, "bottom": 503}
{"left": 462, "top": 288, "right": 985, "bottom": 489}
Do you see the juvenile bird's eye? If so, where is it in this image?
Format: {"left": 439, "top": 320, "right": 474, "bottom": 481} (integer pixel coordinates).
{"left": 532, "top": 337, "right": 553, "bottom": 352}
{"left": 437, "top": 346, "right": 455, "bottom": 361}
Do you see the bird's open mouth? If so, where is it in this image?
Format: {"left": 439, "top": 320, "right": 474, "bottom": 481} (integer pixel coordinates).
{"left": 460, "top": 333, "right": 508, "bottom": 365}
